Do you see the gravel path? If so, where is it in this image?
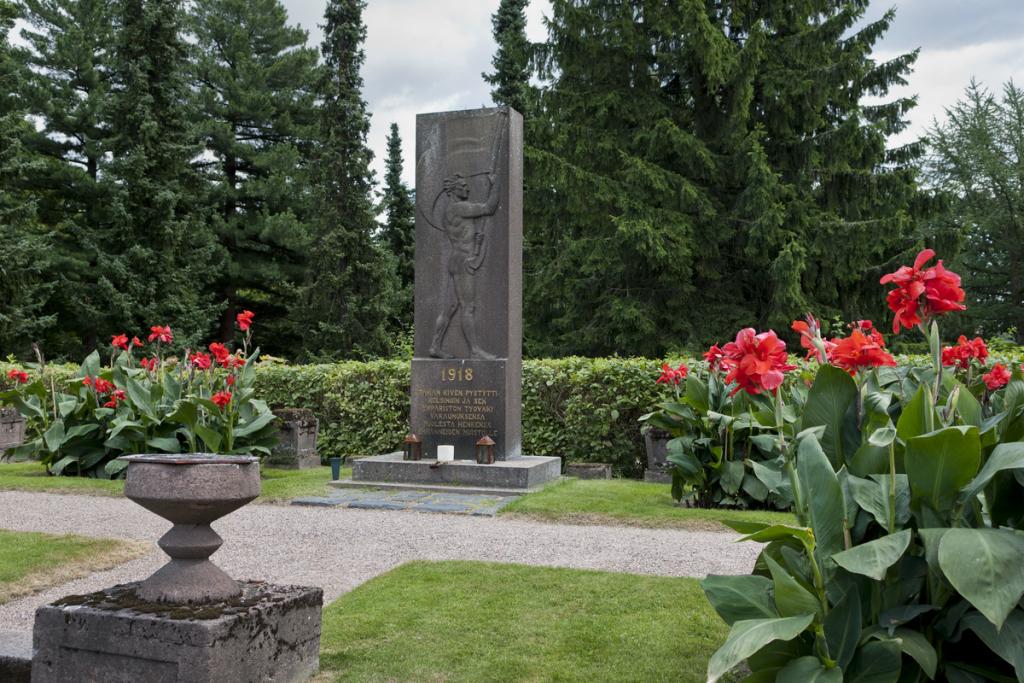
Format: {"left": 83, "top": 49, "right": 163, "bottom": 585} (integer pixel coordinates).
{"left": 0, "top": 491, "right": 758, "bottom": 632}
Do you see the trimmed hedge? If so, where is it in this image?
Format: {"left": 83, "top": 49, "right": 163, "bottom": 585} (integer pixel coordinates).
{"left": 9, "top": 350, "right": 1024, "bottom": 477}
{"left": 253, "top": 357, "right": 666, "bottom": 477}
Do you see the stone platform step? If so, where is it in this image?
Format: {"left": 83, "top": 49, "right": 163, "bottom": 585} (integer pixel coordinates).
{"left": 0, "top": 630, "right": 32, "bottom": 683}
{"left": 350, "top": 452, "right": 561, "bottom": 492}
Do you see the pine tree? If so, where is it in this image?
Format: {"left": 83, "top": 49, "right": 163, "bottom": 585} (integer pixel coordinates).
{"left": 482, "top": 0, "right": 532, "bottom": 114}
{"left": 0, "top": 0, "right": 56, "bottom": 355}
{"left": 103, "top": 0, "right": 222, "bottom": 348}
{"left": 525, "top": 1, "right": 928, "bottom": 356}
{"left": 190, "top": 0, "right": 320, "bottom": 352}
{"left": 378, "top": 122, "right": 415, "bottom": 325}
{"left": 17, "top": 0, "right": 118, "bottom": 354}
{"left": 928, "top": 80, "right": 1024, "bottom": 341}
{"left": 524, "top": 2, "right": 718, "bottom": 356}
{"left": 301, "top": 0, "right": 398, "bottom": 359}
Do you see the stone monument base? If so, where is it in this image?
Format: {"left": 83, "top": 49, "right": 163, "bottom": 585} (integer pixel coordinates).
{"left": 32, "top": 581, "right": 322, "bottom": 683}
{"left": 345, "top": 452, "right": 561, "bottom": 493}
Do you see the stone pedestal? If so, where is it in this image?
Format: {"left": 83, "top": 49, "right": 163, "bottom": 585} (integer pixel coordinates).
{"left": 0, "top": 407, "right": 26, "bottom": 455}
{"left": 32, "top": 582, "right": 322, "bottom": 683}
{"left": 411, "top": 108, "right": 523, "bottom": 461}
{"left": 268, "top": 409, "right": 320, "bottom": 469}
{"left": 643, "top": 430, "right": 673, "bottom": 483}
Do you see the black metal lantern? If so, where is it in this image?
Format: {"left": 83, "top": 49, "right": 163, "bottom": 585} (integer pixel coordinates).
{"left": 404, "top": 434, "right": 422, "bottom": 461}
{"left": 475, "top": 436, "right": 495, "bottom": 465}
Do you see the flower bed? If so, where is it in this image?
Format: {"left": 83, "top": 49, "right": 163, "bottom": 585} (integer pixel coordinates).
{"left": 0, "top": 313, "right": 276, "bottom": 477}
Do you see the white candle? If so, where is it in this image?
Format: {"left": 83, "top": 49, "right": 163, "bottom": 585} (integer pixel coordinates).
{"left": 437, "top": 445, "right": 455, "bottom": 462}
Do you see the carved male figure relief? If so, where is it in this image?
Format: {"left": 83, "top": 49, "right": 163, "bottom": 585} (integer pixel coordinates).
{"left": 420, "top": 111, "right": 506, "bottom": 360}
{"left": 427, "top": 171, "right": 499, "bottom": 359}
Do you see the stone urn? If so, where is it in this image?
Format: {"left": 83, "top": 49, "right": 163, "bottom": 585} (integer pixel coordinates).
{"left": 119, "top": 453, "right": 260, "bottom": 604}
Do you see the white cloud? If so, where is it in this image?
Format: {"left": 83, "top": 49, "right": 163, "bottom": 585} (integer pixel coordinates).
{"left": 877, "top": 38, "right": 1024, "bottom": 146}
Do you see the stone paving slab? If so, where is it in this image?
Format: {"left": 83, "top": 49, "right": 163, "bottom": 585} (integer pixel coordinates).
{"left": 292, "top": 488, "right": 516, "bottom": 516}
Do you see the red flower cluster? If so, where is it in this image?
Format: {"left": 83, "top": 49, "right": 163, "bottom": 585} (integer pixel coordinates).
{"left": 103, "top": 389, "right": 127, "bottom": 409}
{"left": 828, "top": 327, "right": 897, "bottom": 375}
{"left": 656, "top": 363, "right": 688, "bottom": 385}
{"left": 140, "top": 357, "right": 158, "bottom": 372}
{"left": 791, "top": 315, "right": 835, "bottom": 363}
{"left": 189, "top": 352, "right": 212, "bottom": 371}
{"left": 148, "top": 326, "right": 173, "bottom": 344}
{"left": 880, "top": 249, "right": 965, "bottom": 333}
{"left": 83, "top": 376, "right": 115, "bottom": 394}
{"left": 111, "top": 334, "right": 129, "bottom": 351}
{"left": 209, "top": 342, "right": 243, "bottom": 369}
{"left": 6, "top": 368, "right": 29, "bottom": 384}
{"left": 983, "top": 364, "right": 1011, "bottom": 391}
{"left": 236, "top": 310, "right": 255, "bottom": 331}
{"left": 211, "top": 391, "right": 232, "bottom": 409}
{"left": 703, "top": 344, "right": 725, "bottom": 371}
{"left": 941, "top": 336, "right": 989, "bottom": 370}
{"left": 789, "top": 318, "right": 896, "bottom": 376}
{"left": 721, "top": 328, "right": 797, "bottom": 396}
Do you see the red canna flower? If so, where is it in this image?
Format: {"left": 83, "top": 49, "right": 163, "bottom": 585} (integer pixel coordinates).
{"left": 111, "top": 334, "right": 129, "bottom": 351}
{"left": 82, "top": 376, "right": 93, "bottom": 387}
{"left": 148, "top": 325, "right": 173, "bottom": 344}
{"left": 189, "top": 352, "right": 212, "bottom": 371}
{"left": 721, "top": 328, "right": 797, "bottom": 396}
{"left": 209, "top": 342, "right": 231, "bottom": 366}
{"left": 941, "top": 335, "right": 989, "bottom": 370}
{"left": 828, "top": 329, "right": 897, "bottom": 375}
{"left": 226, "top": 375, "right": 236, "bottom": 387}
{"left": 211, "top": 391, "right": 232, "bottom": 409}
{"left": 93, "top": 378, "right": 114, "bottom": 394}
{"left": 140, "top": 357, "right": 158, "bottom": 372}
{"left": 983, "top": 364, "right": 1011, "bottom": 391}
{"left": 6, "top": 368, "right": 29, "bottom": 384}
{"left": 236, "top": 310, "right": 255, "bottom": 331}
{"left": 131, "top": 336, "right": 144, "bottom": 348}
{"left": 704, "top": 344, "right": 725, "bottom": 371}
{"left": 791, "top": 315, "right": 835, "bottom": 363}
{"left": 656, "top": 362, "right": 688, "bottom": 385}
{"left": 103, "top": 389, "right": 127, "bottom": 408}
{"left": 880, "top": 249, "right": 965, "bottom": 334}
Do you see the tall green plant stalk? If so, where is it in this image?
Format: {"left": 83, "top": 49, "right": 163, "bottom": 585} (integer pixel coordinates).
{"left": 776, "top": 389, "right": 805, "bottom": 525}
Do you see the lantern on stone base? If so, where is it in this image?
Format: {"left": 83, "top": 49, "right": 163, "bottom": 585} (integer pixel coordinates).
{"left": 404, "top": 434, "right": 422, "bottom": 461}
{"left": 475, "top": 436, "right": 495, "bottom": 465}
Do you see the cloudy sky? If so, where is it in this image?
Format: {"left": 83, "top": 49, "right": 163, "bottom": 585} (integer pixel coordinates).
{"left": 278, "top": 0, "right": 1024, "bottom": 188}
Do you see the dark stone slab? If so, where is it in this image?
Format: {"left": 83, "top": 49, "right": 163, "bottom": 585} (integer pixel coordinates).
{"left": 291, "top": 496, "right": 347, "bottom": 508}
{"left": 347, "top": 500, "right": 410, "bottom": 511}
{"left": 31, "top": 581, "right": 322, "bottom": 683}
{"left": 0, "top": 630, "right": 31, "bottom": 683}
{"left": 566, "top": 463, "right": 613, "bottom": 480}
{"left": 352, "top": 451, "right": 560, "bottom": 491}
{"left": 411, "top": 107, "right": 523, "bottom": 461}
{"left": 415, "top": 503, "right": 472, "bottom": 513}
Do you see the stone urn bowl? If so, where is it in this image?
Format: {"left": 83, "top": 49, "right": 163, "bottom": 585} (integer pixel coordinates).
{"left": 119, "top": 453, "right": 260, "bottom": 604}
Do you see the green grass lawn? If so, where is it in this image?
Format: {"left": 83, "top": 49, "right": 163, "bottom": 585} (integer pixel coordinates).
{"left": 0, "top": 461, "right": 346, "bottom": 504}
{"left": 0, "top": 529, "right": 147, "bottom": 604}
{"left": 317, "top": 560, "right": 734, "bottom": 683}
{"left": 502, "top": 477, "right": 794, "bottom": 530}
